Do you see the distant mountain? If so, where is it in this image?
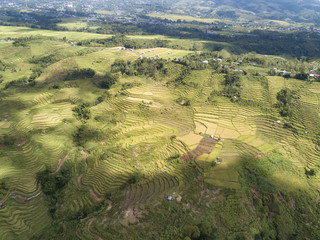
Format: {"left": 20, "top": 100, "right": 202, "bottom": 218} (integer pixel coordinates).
{"left": 1, "top": 0, "right": 320, "bottom": 24}
{"left": 168, "top": 0, "right": 320, "bottom": 24}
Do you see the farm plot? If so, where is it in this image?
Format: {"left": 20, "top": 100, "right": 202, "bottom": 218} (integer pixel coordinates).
{"left": 181, "top": 137, "right": 217, "bottom": 162}
{"left": 204, "top": 140, "right": 241, "bottom": 189}
{"left": 82, "top": 159, "right": 134, "bottom": 196}
{"left": 0, "top": 198, "right": 50, "bottom": 240}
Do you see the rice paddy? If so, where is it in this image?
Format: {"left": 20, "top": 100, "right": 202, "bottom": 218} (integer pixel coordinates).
{"left": 0, "top": 26, "right": 319, "bottom": 239}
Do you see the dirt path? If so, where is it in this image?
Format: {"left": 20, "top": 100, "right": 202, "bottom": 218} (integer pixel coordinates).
{"left": 0, "top": 191, "right": 11, "bottom": 205}
{"left": 77, "top": 175, "right": 105, "bottom": 202}
{"left": 87, "top": 218, "right": 104, "bottom": 240}
{"left": 50, "top": 147, "right": 77, "bottom": 175}
{"left": 81, "top": 150, "right": 89, "bottom": 171}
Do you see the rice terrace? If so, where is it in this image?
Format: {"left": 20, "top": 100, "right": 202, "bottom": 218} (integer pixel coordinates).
{"left": 0, "top": 0, "right": 320, "bottom": 239}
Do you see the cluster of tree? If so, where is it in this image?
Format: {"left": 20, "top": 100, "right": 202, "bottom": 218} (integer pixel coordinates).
{"left": 173, "top": 68, "right": 190, "bottom": 86}
{"left": 12, "top": 38, "right": 29, "bottom": 47}
{"left": 96, "top": 72, "right": 119, "bottom": 89}
{"left": 176, "top": 59, "right": 210, "bottom": 70}
{"left": 0, "top": 60, "right": 8, "bottom": 71}
{"left": 206, "top": 90, "right": 219, "bottom": 104}
{"left": 0, "top": 9, "right": 80, "bottom": 30}
{"left": 4, "top": 76, "right": 34, "bottom": 89}
{"left": 305, "top": 168, "right": 317, "bottom": 177}
{"left": 111, "top": 58, "right": 168, "bottom": 78}
{"left": 84, "top": 20, "right": 320, "bottom": 58}
{"left": 121, "top": 82, "right": 142, "bottom": 90}
{"left": 223, "top": 72, "right": 242, "bottom": 101}
{"left": 0, "top": 180, "right": 8, "bottom": 197}
{"left": 36, "top": 166, "right": 72, "bottom": 215}
{"left": 276, "top": 88, "right": 299, "bottom": 117}
{"left": 176, "top": 97, "right": 191, "bottom": 106}
{"left": 72, "top": 103, "right": 91, "bottom": 122}
{"left": 295, "top": 72, "right": 310, "bottom": 81}
{"left": 73, "top": 124, "right": 101, "bottom": 147}
{"left": 0, "top": 134, "right": 20, "bottom": 146}
{"left": 64, "top": 68, "right": 95, "bottom": 81}
{"left": 29, "top": 54, "right": 58, "bottom": 67}
{"left": 76, "top": 34, "right": 172, "bottom": 50}
{"left": 119, "top": 173, "right": 141, "bottom": 190}
{"left": 181, "top": 220, "right": 215, "bottom": 240}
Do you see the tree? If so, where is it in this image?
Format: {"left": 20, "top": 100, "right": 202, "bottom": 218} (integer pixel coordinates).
{"left": 223, "top": 72, "right": 242, "bottom": 101}
{"left": 182, "top": 225, "right": 200, "bottom": 239}
{"left": 100, "top": 72, "right": 118, "bottom": 89}
{"left": 198, "top": 220, "right": 213, "bottom": 237}
{"left": 276, "top": 88, "right": 298, "bottom": 117}
{"left": 295, "top": 72, "right": 309, "bottom": 81}
{"left": 72, "top": 103, "right": 91, "bottom": 122}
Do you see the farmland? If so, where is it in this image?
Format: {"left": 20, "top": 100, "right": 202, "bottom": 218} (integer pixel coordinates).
{"left": 0, "top": 25, "right": 320, "bottom": 239}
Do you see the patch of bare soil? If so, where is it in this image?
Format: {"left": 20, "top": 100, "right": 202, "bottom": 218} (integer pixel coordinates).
{"left": 120, "top": 206, "right": 146, "bottom": 226}
{"left": 250, "top": 187, "right": 262, "bottom": 198}
{"left": 0, "top": 191, "right": 10, "bottom": 205}
{"left": 254, "top": 153, "right": 267, "bottom": 159}
{"left": 16, "top": 140, "right": 26, "bottom": 147}
{"left": 181, "top": 137, "right": 217, "bottom": 162}
{"left": 81, "top": 150, "right": 90, "bottom": 170}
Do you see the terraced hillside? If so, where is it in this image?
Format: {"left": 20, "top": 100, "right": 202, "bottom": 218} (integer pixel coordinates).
{"left": 0, "top": 26, "right": 320, "bottom": 239}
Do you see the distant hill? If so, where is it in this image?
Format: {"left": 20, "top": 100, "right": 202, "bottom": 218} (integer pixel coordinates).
{"left": 126, "top": 0, "right": 318, "bottom": 24}
{"left": 168, "top": 0, "right": 320, "bottom": 24}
